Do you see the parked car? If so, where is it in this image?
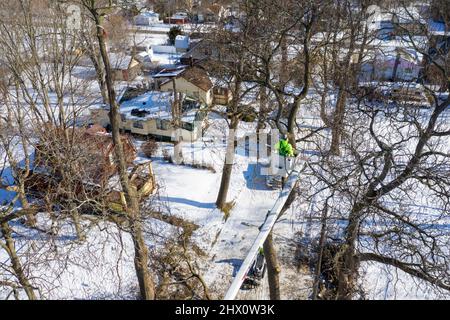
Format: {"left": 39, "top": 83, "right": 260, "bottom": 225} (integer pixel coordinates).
{"left": 241, "top": 250, "right": 267, "bottom": 289}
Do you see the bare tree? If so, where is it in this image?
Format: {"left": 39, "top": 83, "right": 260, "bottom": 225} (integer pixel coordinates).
{"left": 76, "top": 0, "right": 155, "bottom": 300}
{"left": 307, "top": 31, "right": 450, "bottom": 299}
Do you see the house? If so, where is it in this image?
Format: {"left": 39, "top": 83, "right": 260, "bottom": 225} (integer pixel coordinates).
{"left": 154, "top": 66, "right": 233, "bottom": 106}
{"left": 134, "top": 51, "right": 155, "bottom": 71}
{"left": 109, "top": 53, "right": 142, "bottom": 81}
{"left": 134, "top": 11, "right": 160, "bottom": 26}
{"left": 90, "top": 88, "right": 207, "bottom": 142}
{"left": 193, "top": 5, "right": 222, "bottom": 23}
{"left": 180, "top": 39, "right": 213, "bottom": 65}
{"left": 164, "top": 12, "right": 189, "bottom": 25}
{"left": 358, "top": 46, "right": 423, "bottom": 82}
{"left": 175, "top": 35, "right": 190, "bottom": 53}
{"left": 368, "top": 6, "right": 426, "bottom": 40}
{"left": 180, "top": 39, "right": 235, "bottom": 67}
{"left": 157, "top": 66, "right": 214, "bottom": 106}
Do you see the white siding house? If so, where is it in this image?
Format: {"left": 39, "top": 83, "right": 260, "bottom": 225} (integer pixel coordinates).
{"left": 90, "top": 90, "right": 207, "bottom": 142}
{"left": 134, "top": 11, "right": 160, "bottom": 26}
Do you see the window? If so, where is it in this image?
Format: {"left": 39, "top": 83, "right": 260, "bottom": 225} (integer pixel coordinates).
{"left": 156, "top": 119, "right": 170, "bottom": 130}
{"left": 181, "top": 121, "right": 194, "bottom": 131}
{"left": 133, "top": 121, "right": 144, "bottom": 129}
{"left": 214, "top": 87, "right": 225, "bottom": 95}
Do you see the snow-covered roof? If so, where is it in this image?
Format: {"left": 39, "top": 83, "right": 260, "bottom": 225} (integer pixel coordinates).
{"left": 120, "top": 91, "right": 173, "bottom": 121}
{"left": 358, "top": 81, "right": 425, "bottom": 89}
{"left": 172, "top": 12, "right": 188, "bottom": 19}
{"left": 109, "top": 53, "right": 133, "bottom": 70}
{"left": 153, "top": 66, "right": 186, "bottom": 78}
{"left": 428, "top": 19, "right": 450, "bottom": 36}
{"left": 138, "top": 11, "right": 159, "bottom": 18}
{"left": 390, "top": 6, "right": 424, "bottom": 24}
{"left": 135, "top": 51, "right": 152, "bottom": 64}
{"left": 150, "top": 52, "right": 182, "bottom": 67}
{"left": 368, "top": 6, "right": 427, "bottom": 31}
{"left": 118, "top": 90, "right": 199, "bottom": 123}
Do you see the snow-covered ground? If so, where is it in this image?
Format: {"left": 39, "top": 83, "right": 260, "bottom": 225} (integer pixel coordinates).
{"left": 1, "top": 53, "right": 449, "bottom": 299}
{"left": 2, "top": 101, "right": 449, "bottom": 299}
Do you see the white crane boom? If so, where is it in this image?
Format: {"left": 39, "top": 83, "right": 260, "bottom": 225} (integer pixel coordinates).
{"left": 224, "top": 162, "right": 303, "bottom": 300}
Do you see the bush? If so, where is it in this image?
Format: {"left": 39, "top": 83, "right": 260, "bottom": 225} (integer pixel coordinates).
{"left": 141, "top": 140, "right": 159, "bottom": 158}
{"left": 168, "top": 26, "right": 183, "bottom": 45}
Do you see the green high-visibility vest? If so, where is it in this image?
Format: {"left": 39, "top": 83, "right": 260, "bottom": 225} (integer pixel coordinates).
{"left": 275, "top": 139, "right": 294, "bottom": 157}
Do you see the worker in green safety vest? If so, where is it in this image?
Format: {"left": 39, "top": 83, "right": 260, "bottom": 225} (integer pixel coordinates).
{"left": 275, "top": 137, "right": 294, "bottom": 157}
{"left": 272, "top": 135, "right": 295, "bottom": 188}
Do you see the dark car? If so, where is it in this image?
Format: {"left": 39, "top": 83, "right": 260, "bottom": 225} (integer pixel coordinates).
{"left": 241, "top": 251, "right": 267, "bottom": 289}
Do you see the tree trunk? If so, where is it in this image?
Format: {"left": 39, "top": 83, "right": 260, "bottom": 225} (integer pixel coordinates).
{"left": 171, "top": 80, "right": 182, "bottom": 154}
{"left": 264, "top": 183, "right": 298, "bottom": 299}
{"left": 280, "top": 35, "right": 288, "bottom": 85}
{"left": 1, "top": 222, "right": 36, "bottom": 300}
{"left": 216, "top": 118, "right": 238, "bottom": 209}
{"left": 93, "top": 14, "right": 155, "bottom": 300}
{"left": 215, "top": 68, "right": 242, "bottom": 210}
{"left": 287, "top": 22, "right": 313, "bottom": 148}
{"left": 18, "top": 182, "right": 36, "bottom": 227}
{"left": 330, "top": 88, "right": 347, "bottom": 155}
{"left": 130, "top": 216, "right": 154, "bottom": 300}
{"left": 329, "top": 9, "right": 360, "bottom": 156}
{"left": 263, "top": 231, "right": 281, "bottom": 300}
{"left": 336, "top": 202, "right": 363, "bottom": 299}
{"left": 257, "top": 85, "right": 267, "bottom": 131}
{"left": 91, "top": 54, "right": 108, "bottom": 105}
{"left": 70, "top": 202, "right": 85, "bottom": 242}
{"left": 312, "top": 201, "right": 329, "bottom": 299}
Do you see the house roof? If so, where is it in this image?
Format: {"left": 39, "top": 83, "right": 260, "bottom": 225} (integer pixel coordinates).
{"left": 157, "top": 66, "right": 213, "bottom": 92}
{"left": 153, "top": 66, "right": 186, "bottom": 78}
{"left": 120, "top": 91, "right": 174, "bottom": 121}
{"left": 109, "top": 53, "right": 133, "bottom": 70}
{"left": 180, "top": 39, "right": 217, "bottom": 62}
{"left": 137, "top": 11, "right": 159, "bottom": 18}
{"left": 428, "top": 19, "right": 450, "bottom": 36}
{"left": 118, "top": 90, "right": 200, "bottom": 123}
{"left": 180, "top": 66, "right": 213, "bottom": 92}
